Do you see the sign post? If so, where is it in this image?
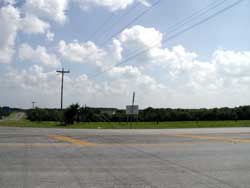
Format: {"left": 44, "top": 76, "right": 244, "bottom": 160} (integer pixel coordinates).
{"left": 126, "top": 92, "right": 139, "bottom": 125}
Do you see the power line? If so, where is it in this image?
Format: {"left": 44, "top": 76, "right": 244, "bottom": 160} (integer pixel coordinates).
{"left": 99, "top": 0, "right": 162, "bottom": 47}
{"left": 92, "top": 3, "right": 141, "bottom": 43}
{"left": 91, "top": 0, "right": 244, "bottom": 78}
{"left": 86, "top": 13, "right": 115, "bottom": 42}
{"left": 164, "top": 0, "right": 229, "bottom": 34}
{"left": 121, "top": 0, "right": 230, "bottom": 61}
{"left": 67, "top": 1, "right": 159, "bottom": 46}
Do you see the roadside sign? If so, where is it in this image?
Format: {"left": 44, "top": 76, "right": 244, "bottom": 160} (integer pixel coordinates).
{"left": 126, "top": 105, "right": 139, "bottom": 115}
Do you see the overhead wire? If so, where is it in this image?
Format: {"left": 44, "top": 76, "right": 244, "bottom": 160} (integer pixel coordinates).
{"left": 90, "top": 0, "right": 244, "bottom": 79}
{"left": 99, "top": 0, "right": 162, "bottom": 47}
{"left": 93, "top": 2, "right": 142, "bottom": 43}
{"left": 164, "top": 0, "right": 229, "bottom": 34}
{"left": 86, "top": 13, "right": 115, "bottom": 42}
{"left": 115, "top": 0, "right": 230, "bottom": 61}
{"left": 67, "top": 1, "right": 140, "bottom": 42}
{"left": 95, "top": 0, "right": 227, "bottom": 48}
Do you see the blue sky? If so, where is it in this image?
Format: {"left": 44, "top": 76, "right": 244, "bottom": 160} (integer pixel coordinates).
{"left": 0, "top": 0, "right": 250, "bottom": 109}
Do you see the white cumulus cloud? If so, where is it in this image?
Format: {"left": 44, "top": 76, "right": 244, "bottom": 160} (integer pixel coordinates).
{"left": 20, "top": 14, "right": 50, "bottom": 34}
{"left": 75, "top": 0, "right": 149, "bottom": 11}
{"left": 119, "top": 25, "right": 163, "bottom": 49}
{"left": 0, "top": 5, "right": 20, "bottom": 64}
{"left": 2, "top": 22, "right": 250, "bottom": 108}
{"left": 19, "top": 43, "right": 60, "bottom": 68}
{"left": 23, "top": 0, "right": 68, "bottom": 24}
{"left": 58, "top": 40, "right": 108, "bottom": 68}
{"left": 213, "top": 49, "right": 250, "bottom": 77}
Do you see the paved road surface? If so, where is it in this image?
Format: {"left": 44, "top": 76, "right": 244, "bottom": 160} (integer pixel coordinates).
{"left": 1, "top": 127, "right": 250, "bottom": 188}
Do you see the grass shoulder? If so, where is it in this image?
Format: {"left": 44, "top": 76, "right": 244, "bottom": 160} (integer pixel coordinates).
{"left": 1, "top": 119, "right": 250, "bottom": 129}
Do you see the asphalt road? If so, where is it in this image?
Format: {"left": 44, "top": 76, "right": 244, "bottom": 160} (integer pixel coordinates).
{"left": 1, "top": 127, "right": 250, "bottom": 188}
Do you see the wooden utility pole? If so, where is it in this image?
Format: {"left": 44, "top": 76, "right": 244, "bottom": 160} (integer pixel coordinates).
{"left": 56, "top": 68, "right": 70, "bottom": 110}
{"left": 32, "top": 101, "right": 36, "bottom": 109}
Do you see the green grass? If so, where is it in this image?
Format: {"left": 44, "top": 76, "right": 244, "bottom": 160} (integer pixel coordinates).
{"left": 1, "top": 119, "right": 250, "bottom": 129}
{"left": 2, "top": 111, "right": 26, "bottom": 121}
{"left": 0, "top": 119, "right": 60, "bottom": 128}
{"left": 7, "top": 112, "right": 18, "bottom": 120}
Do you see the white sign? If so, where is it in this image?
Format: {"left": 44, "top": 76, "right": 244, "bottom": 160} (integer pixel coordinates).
{"left": 126, "top": 105, "right": 139, "bottom": 115}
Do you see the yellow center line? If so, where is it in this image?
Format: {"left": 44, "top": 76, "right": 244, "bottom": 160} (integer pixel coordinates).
{"left": 48, "top": 134, "right": 211, "bottom": 147}
{"left": 48, "top": 134, "right": 96, "bottom": 146}
{"left": 48, "top": 133, "right": 250, "bottom": 148}
{"left": 172, "top": 134, "right": 250, "bottom": 143}
{"left": 97, "top": 141, "right": 210, "bottom": 147}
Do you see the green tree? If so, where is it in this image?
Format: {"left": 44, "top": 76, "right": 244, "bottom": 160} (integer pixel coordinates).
{"left": 64, "top": 104, "right": 80, "bottom": 125}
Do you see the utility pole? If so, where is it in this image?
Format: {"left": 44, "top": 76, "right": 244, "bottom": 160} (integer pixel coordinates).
{"left": 131, "top": 91, "right": 135, "bottom": 115}
{"left": 32, "top": 101, "right": 36, "bottom": 109}
{"left": 56, "top": 68, "right": 70, "bottom": 110}
{"left": 132, "top": 92, "right": 135, "bottom": 106}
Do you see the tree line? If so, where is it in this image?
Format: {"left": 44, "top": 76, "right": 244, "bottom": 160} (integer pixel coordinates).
{"left": 0, "top": 107, "right": 12, "bottom": 119}
{"left": 26, "top": 104, "right": 250, "bottom": 125}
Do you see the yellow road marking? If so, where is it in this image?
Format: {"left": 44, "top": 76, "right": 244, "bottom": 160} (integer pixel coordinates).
{"left": 97, "top": 141, "right": 209, "bottom": 147}
{"left": 48, "top": 133, "right": 250, "bottom": 148}
{"left": 172, "top": 134, "right": 250, "bottom": 143}
{"left": 3, "top": 133, "right": 250, "bottom": 148}
{"left": 48, "top": 134, "right": 96, "bottom": 146}
{"left": 0, "top": 142, "right": 209, "bottom": 148}
{"left": 48, "top": 134, "right": 210, "bottom": 147}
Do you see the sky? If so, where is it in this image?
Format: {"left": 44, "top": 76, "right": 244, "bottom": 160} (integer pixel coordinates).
{"left": 0, "top": 0, "right": 250, "bottom": 109}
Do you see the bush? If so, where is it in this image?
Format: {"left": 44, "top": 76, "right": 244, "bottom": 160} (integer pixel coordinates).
{"left": 27, "top": 108, "right": 62, "bottom": 122}
{"left": 63, "top": 104, "right": 80, "bottom": 125}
